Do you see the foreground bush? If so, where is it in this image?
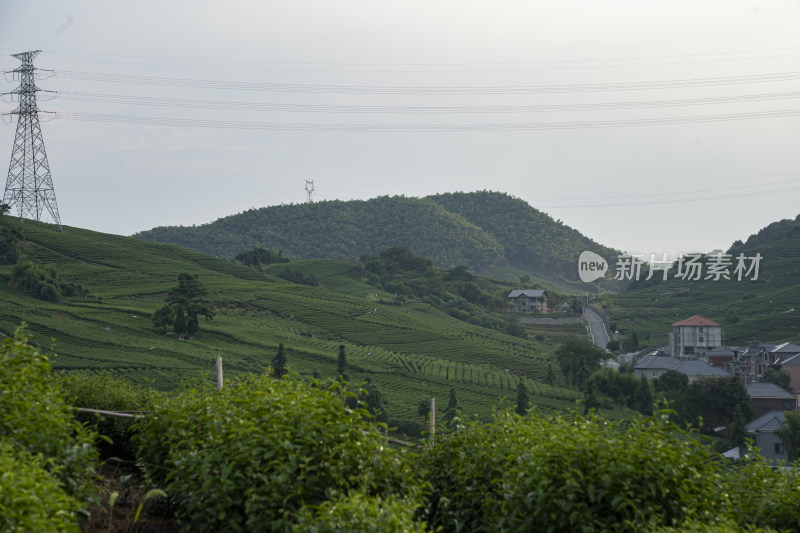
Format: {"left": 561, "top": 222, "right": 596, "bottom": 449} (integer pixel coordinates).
{"left": 0, "top": 326, "right": 98, "bottom": 509}
{"left": 59, "top": 370, "right": 160, "bottom": 459}
{"left": 293, "top": 493, "right": 428, "bottom": 533}
{"left": 134, "top": 375, "right": 422, "bottom": 532}
{"left": 0, "top": 443, "right": 82, "bottom": 533}
{"left": 421, "top": 411, "right": 724, "bottom": 532}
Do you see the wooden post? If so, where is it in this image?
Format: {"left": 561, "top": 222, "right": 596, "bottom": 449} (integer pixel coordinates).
{"left": 430, "top": 396, "right": 435, "bottom": 445}
{"left": 216, "top": 357, "right": 223, "bottom": 392}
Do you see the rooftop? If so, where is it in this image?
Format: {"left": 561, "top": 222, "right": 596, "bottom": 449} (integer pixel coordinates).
{"left": 508, "top": 289, "right": 545, "bottom": 298}
{"left": 672, "top": 315, "right": 722, "bottom": 327}
{"left": 746, "top": 382, "right": 796, "bottom": 399}
{"left": 746, "top": 411, "right": 786, "bottom": 433}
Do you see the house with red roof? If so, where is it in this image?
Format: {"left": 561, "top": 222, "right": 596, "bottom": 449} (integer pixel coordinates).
{"left": 669, "top": 315, "right": 722, "bottom": 358}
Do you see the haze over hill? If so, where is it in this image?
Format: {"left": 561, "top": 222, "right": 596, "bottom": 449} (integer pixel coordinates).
{"left": 134, "top": 191, "right": 623, "bottom": 293}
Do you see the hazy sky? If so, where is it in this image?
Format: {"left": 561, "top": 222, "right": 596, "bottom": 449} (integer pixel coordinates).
{"left": 2, "top": 0, "right": 800, "bottom": 257}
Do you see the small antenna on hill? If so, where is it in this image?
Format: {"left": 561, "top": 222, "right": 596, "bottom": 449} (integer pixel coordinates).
{"left": 305, "top": 180, "right": 315, "bottom": 203}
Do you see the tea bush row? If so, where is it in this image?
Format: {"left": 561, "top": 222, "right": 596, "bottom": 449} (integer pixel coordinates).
{"left": 0, "top": 325, "right": 99, "bottom": 531}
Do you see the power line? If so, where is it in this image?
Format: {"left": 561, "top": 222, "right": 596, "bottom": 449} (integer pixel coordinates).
{"left": 48, "top": 69, "right": 800, "bottom": 94}
{"left": 50, "top": 89, "right": 800, "bottom": 114}
{"left": 52, "top": 107, "right": 800, "bottom": 132}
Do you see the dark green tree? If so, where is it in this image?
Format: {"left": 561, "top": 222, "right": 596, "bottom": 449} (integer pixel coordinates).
{"left": 583, "top": 379, "right": 602, "bottom": 414}
{"left": 621, "top": 331, "right": 640, "bottom": 352}
{"left": 515, "top": 382, "right": 530, "bottom": 416}
{"left": 363, "top": 381, "right": 388, "bottom": 424}
{"left": 0, "top": 204, "right": 21, "bottom": 265}
{"left": 272, "top": 343, "right": 287, "bottom": 379}
{"left": 774, "top": 410, "right": 800, "bottom": 462}
{"left": 763, "top": 367, "right": 792, "bottom": 392}
{"left": 727, "top": 404, "right": 748, "bottom": 451}
{"left": 634, "top": 375, "right": 654, "bottom": 415}
{"left": 555, "top": 339, "right": 609, "bottom": 388}
{"left": 234, "top": 245, "right": 290, "bottom": 268}
{"left": 443, "top": 388, "right": 461, "bottom": 424}
{"left": 154, "top": 273, "right": 215, "bottom": 336}
{"left": 152, "top": 305, "right": 175, "bottom": 333}
{"left": 337, "top": 345, "right": 347, "bottom": 380}
{"left": 684, "top": 376, "right": 753, "bottom": 433}
{"left": 544, "top": 364, "right": 555, "bottom": 386}
{"left": 173, "top": 304, "right": 187, "bottom": 336}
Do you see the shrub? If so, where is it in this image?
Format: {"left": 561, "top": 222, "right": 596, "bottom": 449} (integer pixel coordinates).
{"left": 293, "top": 493, "right": 428, "bottom": 533}
{"left": 0, "top": 325, "right": 98, "bottom": 506}
{"left": 0, "top": 442, "right": 82, "bottom": 533}
{"left": 133, "top": 375, "right": 421, "bottom": 532}
{"left": 420, "top": 411, "right": 723, "bottom": 532}
{"left": 59, "top": 371, "right": 160, "bottom": 460}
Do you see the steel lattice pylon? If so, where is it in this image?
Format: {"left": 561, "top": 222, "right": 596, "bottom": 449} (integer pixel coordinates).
{"left": 3, "top": 50, "right": 61, "bottom": 230}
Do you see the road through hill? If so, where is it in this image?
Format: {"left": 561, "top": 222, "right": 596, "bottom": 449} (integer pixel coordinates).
{"left": 584, "top": 306, "right": 610, "bottom": 350}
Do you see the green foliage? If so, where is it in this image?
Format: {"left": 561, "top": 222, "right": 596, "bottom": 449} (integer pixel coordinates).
{"left": 621, "top": 330, "right": 640, "bottom": 352}
{"left": 0, "top": 442, "right": 82, "bottom": 533}
{"left": 774, "top": 410, "right": 800, "bottom": 462}
{"left": 58, "top": 371, "right": 159, "bottom": 460}
{"left": 0, "top": 325, "right": 99, "bottom": 506}
{"left": 272, "top": 343, "right": 287, "bottom": 378}
{"left": 588, "top": 367, "right": 639, "bottom": 410}
{"left": 420, "top": 411, "right": 723, "bottom": 532}
{"left": 762, "top": 367, "right": 792, "bottom": 391}
{"left": 555, "top": 338, "right": 609, "bottom": 388}
{"left": 0, "top": 211, "right": 21, "bottom": 264}
{"left": 684, "top": 376, "right": 753, "bottom": 433}
{"left": 293, "top": 493, "right": 428, "bottom": 533}
{"left": 634, "top": 375, "right": 655, "bottom": 415}
{"left": 133, "top": 375, "right": 419, "bottom": 532}
{"left": 515, "top": 382, "right": 529, "bottom": 415}
{"left": 443, "top": 387, "right": 461, "bottom": 424}
{"left": 153, "top": 272, "right": 214, "bottom": 336}
{"left": 275, "top": 267, "right": 319, "bottom": 286}
{"left": 337, "top": 344, "right": 347, "bottom": 379}
{"left": 12, "top": 260, "right": 82, "bottom": 302}
{"left": 234, "top": 245, "right": 290, "bottom": 268}
{"left": 727, "top": 404, "right": 748, "bottom": 450}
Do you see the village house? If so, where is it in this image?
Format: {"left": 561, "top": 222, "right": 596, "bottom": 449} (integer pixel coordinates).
{"left": 746, "top": 411, "right": 790, "bottom": 465}
{"left": 746, "top": 382, "right": 798, "bottom": 417}
{"left": 773, "top": 343, "right": 800, "bottom": 397}
{"left": 669, "top": 315, "right": 722, "bottom": 358}
{"left": 507, "top": 289, "right": 548, "bottom": 313}
{"left": 633, "top": 351, "right": 730, "bottom": 382}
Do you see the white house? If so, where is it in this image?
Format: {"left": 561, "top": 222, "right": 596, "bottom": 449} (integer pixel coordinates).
{"left": 669, "top": 315, "right": 722, "bottom": 358}
{"left": 507, "top": 289, "right": 547, "bottom": 313}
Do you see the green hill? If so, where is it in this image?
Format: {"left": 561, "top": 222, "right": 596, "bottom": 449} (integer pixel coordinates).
{"left": 601, "top": 215, "right": 800, "bottom": 346}
{"left": 0, "top": 218, "right": 634, "bottom": 431}
{"left": 133, "top": 191, "right": 623, "bottom": 293}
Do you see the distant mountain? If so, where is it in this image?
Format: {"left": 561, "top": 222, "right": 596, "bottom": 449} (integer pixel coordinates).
{"left": 728, "top": 214, "right": 800, "bottom": 255}
{"left": 134, "top": 191, "right": 622, "bottom": 292}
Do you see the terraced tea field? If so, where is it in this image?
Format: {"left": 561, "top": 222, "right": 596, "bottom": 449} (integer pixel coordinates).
{"left": 0, "top": 219, "right": 635, "bottom": 427}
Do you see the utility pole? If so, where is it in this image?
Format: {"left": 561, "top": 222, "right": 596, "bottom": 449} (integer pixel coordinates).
{"left": 2, "top": 50, "right": 61, "bottom": 230}
{"left": 304, "top": 180, "right": 315, "bottom": 203}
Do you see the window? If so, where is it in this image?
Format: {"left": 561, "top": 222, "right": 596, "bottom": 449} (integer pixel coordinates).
{"left": 763, "top": 407, "right": 771, "bottom": 413}
{"left": 699, "top": 326, "right": 704, "bottom": 333}
{"left": 784, "top": 400, "right": 794, "bottom": 410}
{"left": 775, "top": 443, "right": 784, "bottom": 455}
{"left": 699, "top": 336, "right": 704, "bottom": 343}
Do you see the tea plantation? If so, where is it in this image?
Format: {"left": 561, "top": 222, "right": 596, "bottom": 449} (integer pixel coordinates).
{"left": 0, "top": 218, "right": 614, "bottom": 427}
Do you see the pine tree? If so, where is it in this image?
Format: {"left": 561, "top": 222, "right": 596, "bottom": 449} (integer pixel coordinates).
{"left": 272, "top": 343, "right": 287, "bottom": 379}
{"left": 516, "top": 382, "right": 530, "bottom": 416}
{"left": 727, "top": 403, "right": 748, "bottom": 451}
{"left": 173, "top": 304, "right": 187, "bottom": 336}
{"left": 337, "top": 345, "right": 347, "bottom": 380}
{"left": 634, "top": 375, "right": 654, "bottom": 415}
{"left": 443, "top": 388, "right": 461, "bottom": 424}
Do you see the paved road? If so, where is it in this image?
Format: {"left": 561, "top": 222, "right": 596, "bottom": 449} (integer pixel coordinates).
{"left": 583, "top": 306, "right": 610, "bottom": 350}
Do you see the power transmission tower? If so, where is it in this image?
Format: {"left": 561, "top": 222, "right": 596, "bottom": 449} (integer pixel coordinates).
{"left": 305, "top": 180, "right": 315, "bottom": 203}
{"left": 2, "top": 50, "right": 61, "bottom": 230}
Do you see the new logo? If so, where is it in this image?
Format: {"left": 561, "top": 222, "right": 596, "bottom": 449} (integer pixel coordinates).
{"left": 578, "top": 251, "right": 608, "bottom": 282}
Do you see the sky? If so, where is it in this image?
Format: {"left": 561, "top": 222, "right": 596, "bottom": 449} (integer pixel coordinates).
{"left": 2, "top": 0, "right": 800, "bottom": 258}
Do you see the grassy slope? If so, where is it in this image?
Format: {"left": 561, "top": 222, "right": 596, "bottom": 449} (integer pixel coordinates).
{"left": 600, "top": 229, "right": 800, "bottom": 346}
{"left": 0, "top": 219, "right": 634, "bottom": 425}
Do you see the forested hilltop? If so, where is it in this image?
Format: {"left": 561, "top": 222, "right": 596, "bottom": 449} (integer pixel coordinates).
{"left": 134, "top": 191, "right": 622, "bottom": 292}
